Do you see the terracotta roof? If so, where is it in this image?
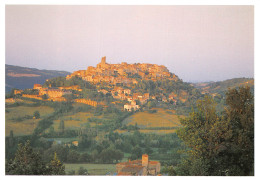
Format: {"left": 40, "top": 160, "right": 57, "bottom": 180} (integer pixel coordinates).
{"left": 117, "top": 160, "right": 141, "bottom": 166}
{"left": 118, "top": 172, "right": 132, "bottom": 176}
{"left": 149, "top": 161, "right": 160, "bottom": 164}
{"left": 120, "top": 165, "right": 144, "bottom": 174}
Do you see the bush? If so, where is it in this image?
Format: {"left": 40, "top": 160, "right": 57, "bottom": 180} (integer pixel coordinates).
{"left": 34, "top": 111, "right": 40, "bottom": 119}
{"left": 67, "top": 170, "right": 75, "bottom": 175}
{"left": 66, "top": 150, "right": 80, "bottom": 163}
{"left": 148, "top": 109, "right": 157, "bottom": 113}
{"left": 78, "top": 167, "right": 88, "bottom": 175}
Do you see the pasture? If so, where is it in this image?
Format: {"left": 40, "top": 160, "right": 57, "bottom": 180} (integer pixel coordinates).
{"left": 5, "top": 105, "right": 54, "bottom": 136}
{"left": 51, "top": 112, "right": 104, "bottom": 131}
{"left": 122, "top": 108, "right": 183, "bottom": 130}
{"left": 64, "top": 163, "right": 116, "bottom": 175}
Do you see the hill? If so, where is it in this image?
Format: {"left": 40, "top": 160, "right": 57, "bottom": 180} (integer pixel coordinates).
{"left": 193, "top": 78, "right": 254, "bottom": 95}
{"left": 193, "top": 78, "right": 254, "bottom": 111}
{"left": 6, "top": 64, "right": 70, "bottom": 92}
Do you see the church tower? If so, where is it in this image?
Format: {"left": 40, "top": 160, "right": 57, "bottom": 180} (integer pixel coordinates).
{"left": 142, "top": 154, "right": 149, "bottom": 167}
{"left": 101, "top": 56, "right": 106, "bottom": 64}
{"left": 97, "top": 56, "right": 107, "bottom": 68}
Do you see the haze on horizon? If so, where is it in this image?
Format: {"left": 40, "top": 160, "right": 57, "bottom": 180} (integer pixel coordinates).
{"left": 5, "top": 6, "right": 254, "bottom": 82}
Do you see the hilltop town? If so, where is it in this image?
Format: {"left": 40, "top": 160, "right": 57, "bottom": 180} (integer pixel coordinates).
{"left": 9, "top": 57, "right": 185, "bottom": 111}
{"left": 66, "top": 56, "right": 178, "bottom": 84}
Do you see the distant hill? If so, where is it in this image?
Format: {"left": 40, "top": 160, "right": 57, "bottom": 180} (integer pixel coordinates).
{"left": 192, "top": 78, "right": 254, "bottom": 112}
{"left": 5, "top": 64, "right": 70, "bottom": 92}
{"left": 193, "top": 78, "right": 254, "bottom": 96}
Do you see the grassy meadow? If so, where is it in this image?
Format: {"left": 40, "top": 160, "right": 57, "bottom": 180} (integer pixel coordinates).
{"left": 51, "top": 112, "right": 99, "bottom": 131}
{"left": 5, "top": 104, "right": 54, "bottom": 136}
{"left": 120, "top": 108, "right": 184, "bottom": 134}
{"left": 64, "top": 163, "right": 116, "bottom": 175}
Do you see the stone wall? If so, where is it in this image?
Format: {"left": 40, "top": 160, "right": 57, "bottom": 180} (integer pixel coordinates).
{"left": 75, "top": 99, "right": 99, "bottom": 107}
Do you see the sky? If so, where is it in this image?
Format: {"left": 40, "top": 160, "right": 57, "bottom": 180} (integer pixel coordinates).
{"left": 5, "top": 5, "right": 254, "bottom": 82}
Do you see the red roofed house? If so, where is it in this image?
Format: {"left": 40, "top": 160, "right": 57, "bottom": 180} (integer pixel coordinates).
{"left": 116, "top": 154, "right": 160, "bottom": 176}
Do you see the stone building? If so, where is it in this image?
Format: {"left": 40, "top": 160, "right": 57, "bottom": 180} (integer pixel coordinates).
{"left": 14, "top": 89, "right": 23, "bottom": 95}
{"left": 33, "top": 84, "right": 42, "bottom": 90}
{"left": 116, "top": 154, "right": 160, "bottom": 176}
{"left": 124, "top": 101, "right": 140, "bottom": 111}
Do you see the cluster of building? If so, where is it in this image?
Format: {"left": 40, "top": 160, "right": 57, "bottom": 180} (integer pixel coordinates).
{"left": 97, "top": 85, "right": 179, "bottom": 111}
{"left": 98, "top": 86, "right": 151, "bottom": 111}
{"left": 12, "top": 84, "right": 104, "bottom": 107}
{"left": 116, "top": 154, "right": 161, "bottom": 176}
{"left": 66, "top": 56, "right": 178, "bottom": 85}
{"left": 27, "top": 84, "right": 73, "bottom": 101}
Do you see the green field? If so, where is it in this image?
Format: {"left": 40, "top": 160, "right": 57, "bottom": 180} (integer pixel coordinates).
{"left": 5, "top": 105, "right": 54, "bottom": 136}
{"left": 120, "top": 108, "right": 184, "bottom": 134}
{"left": 64, "top": 163, "right": 116, "bottom": 175}
{"left": 51, "top": 112, "right": 98, "bottom": 131}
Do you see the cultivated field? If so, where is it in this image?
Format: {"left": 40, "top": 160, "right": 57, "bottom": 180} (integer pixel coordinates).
{"left": 115, "top": 128, "right": 178, "bottom": 134}
{"left": 51, "top": 112, "right": 105, "bottom": 131}
{"left": 52, "top": 112, "right": 95, "bottom": 130}
{"left": 5, "top": 105, "right": 54, "bottom": 136}
{"left": 122, "top": 108, "right": 183, "bottom": 129}
{"left": 64, "top": 163, "right": 116, "bottom": 175}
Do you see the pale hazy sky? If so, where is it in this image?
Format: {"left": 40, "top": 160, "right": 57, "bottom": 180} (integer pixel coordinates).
{"left": 5, "top": 5, "right": 254, "bottom": 82}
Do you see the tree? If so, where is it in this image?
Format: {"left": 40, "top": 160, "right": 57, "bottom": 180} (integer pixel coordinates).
{"left": 147, "top": 101, "right": 156, "bottom": 109}
{"left": 42, "top": 94, "right": 48, "bottom": 100}
{"left": 144, "top": 146, "right": 153, "bottom": 154}
{"left": 130, "top": 146, "right": 142, "bottom": 160}
{"left": 176, "top": 96, "right": 228, "bottom": 175}
{"left": 80, "top": 152, "right": 92, "bottom": 163}
{"left": 161, "top": 165, "right": 176, "bottom": 176}
{"left": 48, "top": 152, "right": 65, "bottom": 175}
{"left": 78, "top": 167, "right": 88, "bottom": 175}
{"left": 59, "top": 120, "right": 65, "bottom": 134}
{"left": 224, "top": 86, "right": 254, "bottom": 175}
{"left": 34, "top": 111, "right": 40, "bottom": 119}
{"left": 43, "top": 144, "right": 69, "bottom": 163}
{"left": 6, "top": 140, "right": 48, "bottom": 175}
{"left": 66, "top": 150, "right": 80, "bottom": 163}
{"left": 176, "top": 87, "right": 254, "bottom": 176}
{"left": 113, "top": 149, "right": 124, "bottom": 163}
{"left": 9, "top": 130, "right": 14, "bottom": 147}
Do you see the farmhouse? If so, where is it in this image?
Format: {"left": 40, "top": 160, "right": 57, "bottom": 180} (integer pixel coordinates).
{"left": 124, "top": 101, "right": 140, "bottom": 111}
{"left": 116, "top": 154, "right": 160, "bottom": 176}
